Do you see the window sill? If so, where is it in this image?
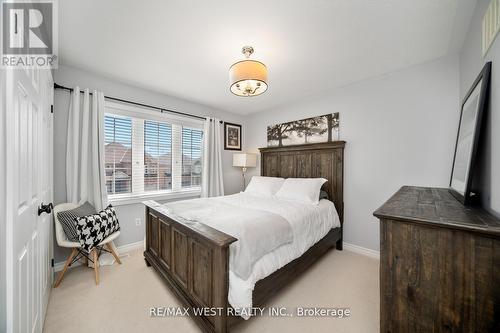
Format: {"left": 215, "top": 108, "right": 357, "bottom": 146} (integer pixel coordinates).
{"left": 108, "top": 188, "right": 201, "bottom": 206}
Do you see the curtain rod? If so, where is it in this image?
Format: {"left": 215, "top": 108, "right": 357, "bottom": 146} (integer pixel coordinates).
{"left": 54, "top": 83, "right": 223, "bottom": 123}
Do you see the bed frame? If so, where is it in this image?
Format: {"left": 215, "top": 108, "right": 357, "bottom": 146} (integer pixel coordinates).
{"left": 143, "top": 141, "right": 345, "bottom": 332}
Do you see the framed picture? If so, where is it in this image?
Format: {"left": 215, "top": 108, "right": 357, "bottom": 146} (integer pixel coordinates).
{"left": 449, "top": 62, "right": 491, "bottom": 205}
{"left": 267, "top": 113, "right": 339, "bottom": 147}
{"left": 224, "top": 122, "right": 242, "bottom": 150}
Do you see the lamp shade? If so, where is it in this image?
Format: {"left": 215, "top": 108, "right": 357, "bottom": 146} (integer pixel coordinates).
{"left": 229, "top": 60, "right": 268, "bottom": 97}
{"left": 233, "top": 153, "right": 257, "bottom": 168}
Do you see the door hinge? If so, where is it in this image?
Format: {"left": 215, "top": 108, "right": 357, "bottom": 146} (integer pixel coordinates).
{"left": 50, "top": 105, "right": 53, "bottom": 114}
{"left": 51, "top": 258, "right": 54, "bottom": 267}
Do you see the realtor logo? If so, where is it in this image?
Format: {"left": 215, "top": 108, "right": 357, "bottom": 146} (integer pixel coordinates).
{"left": 1, "top": 0, "right": 58, "bottom": 68}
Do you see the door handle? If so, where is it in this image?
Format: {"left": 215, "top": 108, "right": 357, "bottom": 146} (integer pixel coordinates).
{"left": 38, "top": 203, "right": 53, "bottom": 216}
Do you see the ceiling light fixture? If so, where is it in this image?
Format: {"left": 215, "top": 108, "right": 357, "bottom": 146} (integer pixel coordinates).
{"left": 229, "top": 46, "right": 268, "bottom": 97}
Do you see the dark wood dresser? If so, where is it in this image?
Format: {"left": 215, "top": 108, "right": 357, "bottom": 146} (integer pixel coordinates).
{"left": 374, "top": 186, "right": 500, "bottom": 333}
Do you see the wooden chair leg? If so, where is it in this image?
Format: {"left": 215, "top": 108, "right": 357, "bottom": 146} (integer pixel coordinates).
{"left": 106, "top": 242, "right": 122, "bottom": 264}
{"left": 84, "top": 254, "right": 88, "bottom": 266}
{"left": 53, "top": 248, "right": 78, "bottom": 288}
{"left": 93, "top": 249, "right": 99, "bottom": 285}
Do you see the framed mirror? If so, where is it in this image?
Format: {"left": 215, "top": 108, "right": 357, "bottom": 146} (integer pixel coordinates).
{"left": 449, "top": 62, "right": 491, "bottom": 205}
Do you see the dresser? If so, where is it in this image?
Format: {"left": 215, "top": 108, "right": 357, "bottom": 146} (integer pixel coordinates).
{"left": 374, "top": 186, "right": 500, "bottom": 333}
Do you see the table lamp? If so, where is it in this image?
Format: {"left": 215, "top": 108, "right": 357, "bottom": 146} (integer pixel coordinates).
{"left": 232, "top": 153, "right": 257, "bottom": 190}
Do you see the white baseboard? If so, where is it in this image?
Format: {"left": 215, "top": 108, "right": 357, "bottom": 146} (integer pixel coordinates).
{"left": 343, "top": 242, "right": 380, "bottom": 259}
{"left": 55, "top": 239, "right": 378, "bottom": 271}
{"left": 116, "top": 240, "right": 145, "bottom": 254}
{"left": 54, "top": 240, "right": 145, "bottom": 272}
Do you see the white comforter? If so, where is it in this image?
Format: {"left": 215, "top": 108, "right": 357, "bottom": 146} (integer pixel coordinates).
{"left": 162, "top": 195, "right": 293, "bottom": 280}
{"left": 162, "top": 192, "right": 341, "bottom": 318}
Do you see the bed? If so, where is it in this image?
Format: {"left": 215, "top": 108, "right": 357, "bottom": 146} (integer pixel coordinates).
{"left": 143, "top": 141, "right": 345, "bottom": 332}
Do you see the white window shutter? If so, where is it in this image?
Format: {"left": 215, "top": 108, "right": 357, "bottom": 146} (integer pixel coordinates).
{"left": 132, "top": 118, "right": 144, "bottom": 194}
{"left": 104, "top": 102, "right": 203, "bottom": 199}
{"left": 171, "top": 124, "right": 182, "bottom": 191}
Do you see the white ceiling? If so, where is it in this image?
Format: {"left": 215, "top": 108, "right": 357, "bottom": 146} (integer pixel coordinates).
{"left": 58, "top": 0, "right": 476, "bottom": 115}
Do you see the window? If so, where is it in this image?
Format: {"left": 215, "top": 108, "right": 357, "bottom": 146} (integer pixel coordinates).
{"left": 182, "top": 128, "right": 203, "bottom": 187}
{"left": 104, "top": 101, "right": 203, "bottom": 200}
{"left": 144, "top": 121, "right": 172, "bottom": 191}
{"left": 105, "top": 115, "right": 133, "bottom": 195}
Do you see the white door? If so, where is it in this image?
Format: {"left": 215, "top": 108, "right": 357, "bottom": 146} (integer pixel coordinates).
{"left": 4, "top": 67, "right": 54, "bottom": 333}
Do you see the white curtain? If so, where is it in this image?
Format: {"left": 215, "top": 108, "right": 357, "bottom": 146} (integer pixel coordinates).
{"left": 202, "top": 118, "right": 224, "bottom": 197}
{"left": 66, "top": 87, "right": 108, "bottom": 211}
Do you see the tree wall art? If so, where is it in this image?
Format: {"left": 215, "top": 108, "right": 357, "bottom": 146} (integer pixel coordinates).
{"left": 267, "top": 113, "right": 340, "bottom": 147}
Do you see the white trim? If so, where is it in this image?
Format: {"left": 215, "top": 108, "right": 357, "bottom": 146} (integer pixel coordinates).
{"left": 108, "top": 188, "right": 200, "bottom": 206}
{"left": 343, "top": 242, "right": 380, "bottom": 259}
{"left": 53, "top": 257, "right": 77, "bottom": 272}
{"left": 54, "top": 240, "right": 380, "bottom": 272}
{"left": 54, "top": 240, "right": 145, "bottom": 272}
{"left": 5, "top": 68, "right": 14, "bottom": 333}
{"left": 0, "top": 65, "right": 6, "bottom": 333}
{"left": 116, "top": 240, "right": 145, "bottom": 254}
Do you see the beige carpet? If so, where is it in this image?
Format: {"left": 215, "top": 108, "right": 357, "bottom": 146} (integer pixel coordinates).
{"left": 43, "top": 248, "right": 379, "bottom": 333}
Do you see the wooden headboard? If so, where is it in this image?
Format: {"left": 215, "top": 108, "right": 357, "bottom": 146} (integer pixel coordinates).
{"left": 259, "top": 141, "right": 345, "bottom": 224}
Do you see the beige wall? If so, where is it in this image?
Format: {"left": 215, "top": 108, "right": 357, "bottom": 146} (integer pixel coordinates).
{"left": 245, "top": 56, "right": 460, "bottom": 251}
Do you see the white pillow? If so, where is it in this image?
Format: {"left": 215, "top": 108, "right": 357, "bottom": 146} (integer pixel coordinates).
{"left": 245, "top": 176, "right": 285, "bottom": 196}
{"left": 275, "top": 178, "right": 328, "bottom": 205}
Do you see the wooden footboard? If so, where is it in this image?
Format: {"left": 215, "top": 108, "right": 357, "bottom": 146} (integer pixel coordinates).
{"left": 143, "top": 200, "right": 237, "bottom": 333}
{"left": 144, "top": 200, "right": 342, "bottom": 333}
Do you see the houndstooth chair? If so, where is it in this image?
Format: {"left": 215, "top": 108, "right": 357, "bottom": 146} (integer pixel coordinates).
{"left": 53, "top": 203, "right": 121, "bottom": 286}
